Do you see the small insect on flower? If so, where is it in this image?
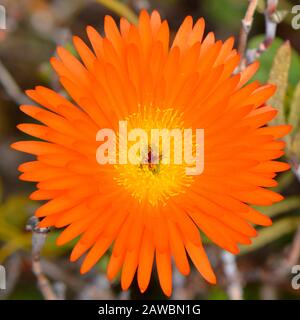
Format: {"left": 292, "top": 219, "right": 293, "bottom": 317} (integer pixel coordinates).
{"left": 12, "top": 10, "right": 291, "bottom": 296}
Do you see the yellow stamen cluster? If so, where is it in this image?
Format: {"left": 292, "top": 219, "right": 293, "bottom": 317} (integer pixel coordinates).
{"left": 114, "top": 106, "right": 194, "bottom": 206}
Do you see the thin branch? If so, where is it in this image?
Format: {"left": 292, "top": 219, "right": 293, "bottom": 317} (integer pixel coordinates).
{"left": 246, "top": 0, "right": 279, "bottom": 63}
{"left": 221, "top": 251, "right": 243, "bottom": 300}
{"left": 40, "top": 260, "right": 86, "bottom": 292}
{"left": 284, "top": 225, "right": 300, "bottom": 270}
{"left": 26, "top": 216, "right": 58, "bottom": 300}
{"left": 0, "top": 59, "right": 30, "bottom": 105}
{"left": 238, "top": 0, "right": 258, "bottom": 68}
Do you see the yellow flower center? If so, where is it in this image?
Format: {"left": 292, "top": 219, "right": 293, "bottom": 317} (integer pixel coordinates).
{"left": 114, "top": 106, "right": 194, "bottom": 207}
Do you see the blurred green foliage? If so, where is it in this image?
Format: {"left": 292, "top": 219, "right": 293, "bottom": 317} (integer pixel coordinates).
{"left": 203, "top": 0, "right": 247, "bottom": 30}
{"left": 249, "top": 36, "right": 300, "bottom": 87}
{"left": 0, "top": 194, "right": 32, "bottom": 262}
{"left": 0, "top": 192, "right": 74, "bottom": 263}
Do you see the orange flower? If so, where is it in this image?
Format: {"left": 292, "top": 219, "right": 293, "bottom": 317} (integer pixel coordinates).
{"left": 12, "top": 10, "right": 291, "bottom": 296}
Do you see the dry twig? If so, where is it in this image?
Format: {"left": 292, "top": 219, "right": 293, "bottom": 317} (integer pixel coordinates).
{"left": 281, "top": 225, "right": 300, "bottom": 273}
{"left": 0, "top": 59, "right": 30, "bottom": 105}
{"left": 26, "top": 216, "right": 58, "bottom": 300}
{"left": 238, "top": 0, "right": 258, "bottom": 69}
{"left": 221, "top": 251, "right": 243, "bottom": 300}
{"left": 246, "top": 0, "right": 279, "bottom": 63}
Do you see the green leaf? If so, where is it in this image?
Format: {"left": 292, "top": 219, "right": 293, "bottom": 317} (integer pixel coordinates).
{"left": 208, "top": 287, "right": 228, "bottom": 300}
{"left": 65, "top": 42, "right": 79, "bottom": 58}
{"left": 288, "top": 82, "right": 300, "bottom": 138}
{"left": 239, "top": 217, "right": 300, "bottom": 255}
{"left": 96, "top": 0, "right": 138, "bottom": 24}
{"left": 99, "top": 254, "right": 109, "bottom": 273}
{"left": 204, "top": 0, "right": 247, "bottom": 31}
{"left": 254, "top": 196, "right": 300, "bottom": 218}
{"left": 291, "top": 131, "right": 300, "bottom": 160}
{"left": 42, "top": 231, "right": 76, "bottom": 256}
{"left": 1, "top": 195, "right": 35, "bottom": 228}
{"left": 0, "top": 236, "right": 31, "bottom": 263}
{"left": 256, "top": 0, "right": 265, "bottom": 13}
{"left": 248, "top": 36, "right": 300, "bottom": 86}
{"left": 271, "top": 170, "right": 294, "bottom": 193}
{"left": 268, "top": 41, "right": 291, "bottom": 125}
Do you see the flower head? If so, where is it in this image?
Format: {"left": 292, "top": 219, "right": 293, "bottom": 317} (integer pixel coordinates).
{"left": 12, "top": 10, "right": 291, "bottom": 296}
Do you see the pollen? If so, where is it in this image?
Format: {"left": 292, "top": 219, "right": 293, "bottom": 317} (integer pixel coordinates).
{"left": 114, "top": 106, "right": 194, "bottom": 206}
